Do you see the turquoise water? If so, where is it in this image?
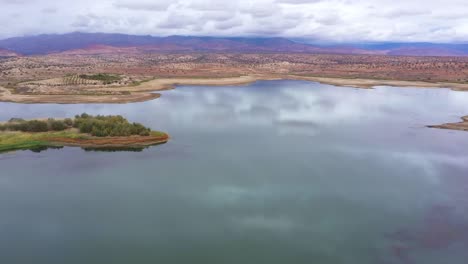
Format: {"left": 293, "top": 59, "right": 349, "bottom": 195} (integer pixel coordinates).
{"left": 1, "top": 81, "right": 468, "bottom": 263}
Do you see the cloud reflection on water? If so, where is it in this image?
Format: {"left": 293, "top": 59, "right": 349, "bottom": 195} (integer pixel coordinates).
{"left": 1, "top": 81, "right": 468, "bottom": 263}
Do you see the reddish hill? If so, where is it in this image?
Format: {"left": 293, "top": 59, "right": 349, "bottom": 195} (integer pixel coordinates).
{"left": 58, "top": 45, "right": 142, "bottom": 55}
{"left": 1, "top": 33, "right": 467, "bottom": 57}
{"left": 56, "top": 39, "right": 384, "bottom": 56}
{"left": 0, "top": 33, "right": 402, "bottom": 55}
{"left": 387, "top": 47, "right": 467, "bottom": 56}
{"left": 0, "top": 48, "right": 19, "bottom": 57}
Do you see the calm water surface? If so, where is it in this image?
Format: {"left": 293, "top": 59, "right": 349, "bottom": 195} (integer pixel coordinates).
{"left": 1, "top": 81, "right": 468, "bottom": 264}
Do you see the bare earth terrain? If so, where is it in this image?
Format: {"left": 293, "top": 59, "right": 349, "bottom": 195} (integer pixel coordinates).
{"left": 429, "top": 116, "right": 468, "bottom": 131}
{"left": 1, "top": 53, "right": 468, "bottom": 104}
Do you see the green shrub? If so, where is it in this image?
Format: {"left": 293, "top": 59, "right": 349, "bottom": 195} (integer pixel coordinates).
{"left": 8, "top": 118, "right": 25, "bottom": 123}
{"left": 48, "top": 119, "right": 67, "bottom": 131}
{"left": 14, "top": 120, "right": 49, "bottom": 132}
{"left": 1, "top": 113, "right": 153, "bottom": 137}
{"left": 79, "top": 74, "right": 121, "bottom": 82}
{"left": 64, "top": 118, "right": 73, "bottom": 127}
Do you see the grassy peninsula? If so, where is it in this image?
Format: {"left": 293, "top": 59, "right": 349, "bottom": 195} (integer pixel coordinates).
{"left": 0, "top": 114, "right": 169, "bottom": 153}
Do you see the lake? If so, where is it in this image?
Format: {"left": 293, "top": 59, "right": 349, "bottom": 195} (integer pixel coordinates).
{"left": 1, "top": 80, "right": 468, "bottom": 264}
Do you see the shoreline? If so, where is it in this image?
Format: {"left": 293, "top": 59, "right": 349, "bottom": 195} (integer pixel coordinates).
{"left": 428, "top": 116, "right": 468, "bottom": 132}
{"left": 49, "top": 134, "right": 169, "bottom": 148}
{"left": 1, "top": 74, "right": 468, "bottom": 104}
{"left": 0, "top": 115, "right": 169, "bottom": 153}
{"left": 0, "top": 131, "right": 169, "bottom": 153}
{"left": 0, "top": 86, "right": 161, "bottom": 104}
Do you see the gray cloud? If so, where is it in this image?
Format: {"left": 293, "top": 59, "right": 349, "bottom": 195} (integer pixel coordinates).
{"left": 0, "top": 0, "right": 468, "bottom": 43}
{"left": 276, "top": 0, "right": 323, "bottom": 4}
{"left": 114, "top": 0, "right": 172, "bottom": 11}
{"left": 41, "top": 7, "right": 57, "bottom": 13}
{"left": 158, "top": 10, "right": 200, "bottom": 30}
{"left": 187, "top": 0, "right": 236, "bottom": 11}
{"left": 202, "top": 11, "right": 234, "bottom": 22}
{"left": 0, "top": 0, "right": 34, "bottom": 4}
{"left": 214, "top": 19, "right": 243, "bottom": 30}
{"left": 239, "top": 2, "right": 280, "bottom": 18}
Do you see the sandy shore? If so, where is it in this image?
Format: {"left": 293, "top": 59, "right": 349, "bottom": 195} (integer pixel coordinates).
{"left": 89, "top": 74, "right": 468, "bottom": 92}
{"left": 428, "top": 116, "right": 468, "bottom": 132}
{"left": 288, "top": 75, "right": 468, "bottom": 90}
{"left": 0, "top": 86, "right": 161, "bottom": 104}
{"left": 1, "top": 74, "right": 468, "bottom": 104}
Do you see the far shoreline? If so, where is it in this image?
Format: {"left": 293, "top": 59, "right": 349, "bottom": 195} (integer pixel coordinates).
{"left": 2, "top": 75, "right": 468, "bottom": 134}
{"left": 1, "top": 74, "right": 468, "bottom": 104}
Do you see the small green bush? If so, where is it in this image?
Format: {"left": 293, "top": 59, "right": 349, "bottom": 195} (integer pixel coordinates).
{"left": 79, "top": 74, "right": 121, "bottom": 82}
{"left": 48, "top": 119, "right": 67, "bottom": 131}
{"left": 74, "top": 113, "right": 152, "bottom": 137}
{"left": 64, "top": 118, "right": 74, "bottom": 126}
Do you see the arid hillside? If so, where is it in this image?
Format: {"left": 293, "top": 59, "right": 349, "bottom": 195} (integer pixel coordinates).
{"left": 0, "top": 49, "right": 18, "bottom": 58}
{"left": 2, "top": 53, "right": 468, "bottom": 84}
{"left": 1, "top": 52, "right": 468, "bottom": 104}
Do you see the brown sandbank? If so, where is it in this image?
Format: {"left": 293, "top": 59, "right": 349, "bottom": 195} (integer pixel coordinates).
{"left": 428, "top": 116, "right": 468, "bottom": 132}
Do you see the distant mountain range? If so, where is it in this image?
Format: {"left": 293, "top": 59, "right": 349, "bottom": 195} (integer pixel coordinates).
{"left": 0, "top": 32, "right": 467, "bottom": 57}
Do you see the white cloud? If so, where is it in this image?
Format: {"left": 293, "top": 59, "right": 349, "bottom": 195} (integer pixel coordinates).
{"left": 1, "top": 0, "right": 468, "bottom": 42}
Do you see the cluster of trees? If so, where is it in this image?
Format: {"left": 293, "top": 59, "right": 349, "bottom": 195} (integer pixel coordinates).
{"left": 0, "top": 118, "right": 72, "bottom": 132}
{"left": 0, "top": 113, "right": 151, "bottom": 137}
{"left": 73, "top": 113, "right": 151, "bottom": 137}
{"left": 79, "top": 74, "right": 122, "bottom": 84}
{"left": 63, "top": 75, "right": 96, "bottom": 86}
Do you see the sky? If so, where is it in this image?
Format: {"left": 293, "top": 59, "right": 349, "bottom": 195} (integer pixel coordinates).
{"left": 1, "top": 0, "right": 468, "bottom": 43}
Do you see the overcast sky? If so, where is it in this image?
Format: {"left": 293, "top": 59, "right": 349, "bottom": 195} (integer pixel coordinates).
{"left": 1, "top": 0, "right": 468, "bottom": 42}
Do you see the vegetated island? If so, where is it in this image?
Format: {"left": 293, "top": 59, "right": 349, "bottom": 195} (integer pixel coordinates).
{"left": 428, "top": 116, "right": 468, "bottom": 132}
{"left": 0, "top": 114, "right": 169, "bottom": 153}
